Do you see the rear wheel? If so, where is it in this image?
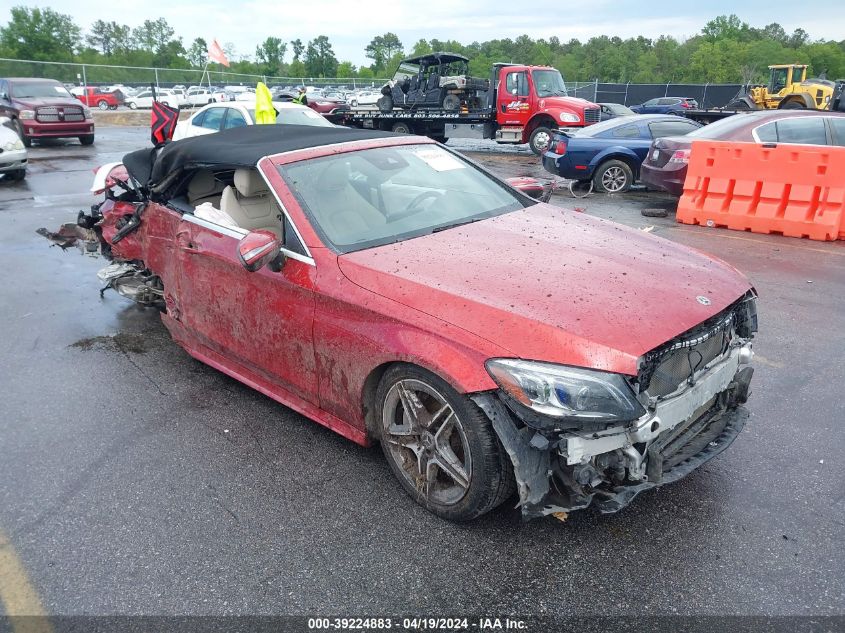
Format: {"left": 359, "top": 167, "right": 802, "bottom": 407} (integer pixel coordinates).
{"left": 528, "top": 126, "right": 554, "bottom": 155}
{"left": 128, "top": 102, "right": 138, "bottom": 110}
{"left": 377, "top": 95, "right": 393, "bottom": 113}
{"left": 12, "top": 119, "right": 31, "bottom": 148}
{"left": 593, "top": 159, "right": 633, "bottom": 193}
{"left": 377, "top": 365, "right": 515, "bottom": 522}
{"left": 780, "top": 101, "right": 805, "bottom": 109}
{"left": 391, "top": 121, "right": 412, "bottom": 134}
{"left": 442, "top": 94, "right": 460, "bottom": 111}
{"left": 79, "top": 135, "right": 95, "bottom": 146}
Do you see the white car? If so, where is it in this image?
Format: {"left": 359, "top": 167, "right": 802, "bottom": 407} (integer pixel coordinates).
{"left": 125, "top": 89, "right": 181, "bottom": 109}
{"left": 350, "top": 91, "right": 379, "bottom": 107}
{"left": 185, "top": 87, "right": 216, "bottom": 107}
{"left": 172, "top": 101, "right": 336, "bottom": 141}
{"left": 0, "top": 118, "right": 27, "bottom": 181}
{"left": 235, "top": 89, "right": 257, "bottom": 102}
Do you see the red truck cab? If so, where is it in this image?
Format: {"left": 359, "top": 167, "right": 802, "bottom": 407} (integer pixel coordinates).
{"left": 492, "top": 63, "right": 600, "bottom": 153}
{"left": 75, "top": 86, "right": 123, "bottom": 110}
{"left": 0, "top": 78, "right": 95, "bottom": 147}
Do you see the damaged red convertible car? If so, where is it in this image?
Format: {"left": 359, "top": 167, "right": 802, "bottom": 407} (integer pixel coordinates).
{"left": 78, "top": 125, "right": 757, "bottom": 522}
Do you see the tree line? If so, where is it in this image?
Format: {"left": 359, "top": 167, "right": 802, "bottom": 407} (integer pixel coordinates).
{"left": 1, "top": 7, "right": 844, "bottom": 84}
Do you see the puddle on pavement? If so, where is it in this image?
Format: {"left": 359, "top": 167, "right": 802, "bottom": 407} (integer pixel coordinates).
{"left": 70, "top": 332, "right": 150, "bottom": 354}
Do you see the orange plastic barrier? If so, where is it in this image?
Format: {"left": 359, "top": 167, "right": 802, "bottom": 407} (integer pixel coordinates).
{"left": 676, "top": 140, "right": 845, "bottom": 241}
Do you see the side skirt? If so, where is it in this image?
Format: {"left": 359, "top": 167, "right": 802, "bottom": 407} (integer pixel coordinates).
{"left": 161, "top": 313, "right": 370, "bottom": 447}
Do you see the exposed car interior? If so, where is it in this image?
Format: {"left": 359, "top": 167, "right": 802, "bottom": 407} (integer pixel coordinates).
{"left": 173, "top": 168, "right": 283, "bottom": 238}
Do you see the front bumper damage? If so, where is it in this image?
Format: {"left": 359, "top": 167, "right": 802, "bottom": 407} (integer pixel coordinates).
{"left": 472, "top": 345, "right": 754, "bottom": 520}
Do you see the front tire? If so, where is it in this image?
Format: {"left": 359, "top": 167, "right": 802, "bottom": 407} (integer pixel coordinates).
{"left": 528, "top": 126, "right": 554, "bottom": 155}
{"left": 12, "top": 119, "right": 31, "bottom": 148}
{"left": 79, "top": 135, "right": 95, "bottom": 146}
{"left": 6, "top": 169, "right": 26, "bottom": 181}
{"left": 97, "top": 100, "right": 109, "bottom": 110}
{"left": 377, "top": 365, "right": 515, "bottom": 522}
{"left": 593, "top": 159, "right": 633, "bottom": 193}
{"left": 391, "top": 121, "right": 412, "bottom": 134}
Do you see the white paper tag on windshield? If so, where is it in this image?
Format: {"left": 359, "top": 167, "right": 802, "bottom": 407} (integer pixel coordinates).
{"left": 414, "top": 147, "right": 465, "bottom": 172}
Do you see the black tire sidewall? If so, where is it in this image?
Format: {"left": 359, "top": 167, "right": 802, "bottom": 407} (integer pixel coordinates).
{"left": 529, "top": 126, "right": 554, "bottom": 155}
{"left": 375, "top": 364, "right": 512, "bottom": 522}
{"left": 13, "top": 119, "right": 31, "bottom": 147}
{"left": 593, "top": 159, "right": 633, "bottom": 193}
{"left": 79, "top": 135, "right": 95, "bottom": 146}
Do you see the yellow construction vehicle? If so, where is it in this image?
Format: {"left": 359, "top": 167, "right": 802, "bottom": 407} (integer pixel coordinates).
{"left": 729, "top": 64, "right": 837, "bottom": 110}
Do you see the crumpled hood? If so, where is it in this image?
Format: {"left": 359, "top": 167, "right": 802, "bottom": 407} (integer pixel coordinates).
{"left": 338, "top": 204, "right": 752, "bottom": 376}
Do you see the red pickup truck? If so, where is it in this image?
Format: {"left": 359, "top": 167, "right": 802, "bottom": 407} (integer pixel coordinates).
{"left": 74, "top": 86, "right": 123, "bottom": 110}
{"left": 0, "top": 77, "right": 95, "bottom": 146}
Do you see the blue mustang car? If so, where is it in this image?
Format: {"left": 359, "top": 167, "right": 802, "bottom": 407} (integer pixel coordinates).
{"left": 541, "top": 114, "right": 702, "bottom": 193}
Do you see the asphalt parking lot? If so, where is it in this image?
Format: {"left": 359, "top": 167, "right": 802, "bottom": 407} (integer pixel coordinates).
{"left": 0, "top": 127, "right": 843, "bottom": 624}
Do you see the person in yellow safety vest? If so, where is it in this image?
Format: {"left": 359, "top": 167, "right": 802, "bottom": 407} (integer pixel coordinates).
{"left": 293, "top": 86, "right": 308, "bottom": 106}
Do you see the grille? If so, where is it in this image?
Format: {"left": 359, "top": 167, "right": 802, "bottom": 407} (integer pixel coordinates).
{"left": 36, "top": 106, "right": 85, "bottom": 123}
{"left": 584, "top": 108, "right": 601, "bottom": 123}
{"left": 640, "top": 307, "right": 736, "bottom": 397}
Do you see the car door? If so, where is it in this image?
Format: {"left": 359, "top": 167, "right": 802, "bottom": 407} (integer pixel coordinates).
{"left": 499, "top": 70, "right": 532, "bottom": 127}
{"left": 190, "top": 106, "right": 226, "bottom": 137}
{"left": 222, "top": 107, "right": 249, "bottom": 129}
{"left": 172, "top": 182, "right": 319, "bottom": 402}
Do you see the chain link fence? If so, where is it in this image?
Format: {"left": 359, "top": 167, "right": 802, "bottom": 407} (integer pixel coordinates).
{"left": 568, "top": 81, "right": 745, "bottom": 109}
{"left": 1, "top": 58, "right": 747, "bottom": 108}
{"left": 0, "top": 58, "right": 386, "bottom": 90}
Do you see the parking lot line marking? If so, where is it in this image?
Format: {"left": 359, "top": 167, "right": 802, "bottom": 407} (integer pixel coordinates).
{"left": 0, "top": 530, "right": 52, "bottom": 633}
{"left": 666, "top": 226, "right": 845, "bottom": 257}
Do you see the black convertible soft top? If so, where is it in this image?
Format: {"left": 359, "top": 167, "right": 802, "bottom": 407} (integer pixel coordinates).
{"left": 122, "top": 125, "right": 398, "bottom": 187}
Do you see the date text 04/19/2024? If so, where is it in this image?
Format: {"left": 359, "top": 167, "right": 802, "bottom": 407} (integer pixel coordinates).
{"left": 307, "top": 617, "right": 528, "bottom": 630}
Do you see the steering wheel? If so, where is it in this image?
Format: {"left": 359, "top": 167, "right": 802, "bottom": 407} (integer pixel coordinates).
{"left": 390, "top": 191, "right": 444, "bottom": 222}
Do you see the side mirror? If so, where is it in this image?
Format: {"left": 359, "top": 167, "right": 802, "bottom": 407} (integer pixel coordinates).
{"left": 237, "top": 230, "right": 282, "bottom": 272}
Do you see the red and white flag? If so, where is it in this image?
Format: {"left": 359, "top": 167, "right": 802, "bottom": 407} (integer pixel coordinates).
{"left": 207, "top": 39, "right": 230, "bottom": 67}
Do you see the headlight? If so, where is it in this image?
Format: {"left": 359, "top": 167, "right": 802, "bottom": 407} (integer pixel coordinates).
{"left": 559, "top": 112, "right": 580, "bottom": 123}
{"left": 486, "top": 359, "right": 645, "bottom": 425}
{"left": 3, "top": 139, "right": 24, "bottom": 151}
{"left": 83, "top": 106, "right": 93, "bottom": 119}
{"left": 19, "top": 110, "right": 35, "bottom": 120}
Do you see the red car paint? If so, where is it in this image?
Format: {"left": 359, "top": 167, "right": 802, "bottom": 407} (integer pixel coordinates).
{"left": 75, "top": 86, "right": 123, "bottom": 110}
{"left": 100, "top": 136, "right": 752, "bottom": 448}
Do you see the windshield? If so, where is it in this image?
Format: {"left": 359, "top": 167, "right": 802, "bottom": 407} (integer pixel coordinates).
{"left": 392, "top": 62, "right": 419, "bottom": 82}
{"left": 248, "top": 108, "right": 334, "bottom": 127}
{"left": 10, "top": 81, "right": 73, "bottom": 99}
{"left": 280, "top": 144, "right": 530, "bottom": 253}
{"left": 533, "top": 70, "right": 567, "bottom": 97}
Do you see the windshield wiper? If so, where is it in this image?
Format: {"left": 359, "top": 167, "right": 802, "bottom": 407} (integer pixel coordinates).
{"left": 431, "top": 217, "right": 486, "bottom": 233}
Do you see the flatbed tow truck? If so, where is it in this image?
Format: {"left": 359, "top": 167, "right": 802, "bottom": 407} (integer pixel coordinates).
{"left": 343, "top": 58, "right": 601, "bottom": 154}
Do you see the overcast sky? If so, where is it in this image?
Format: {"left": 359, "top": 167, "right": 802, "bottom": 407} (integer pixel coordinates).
{"left": 9, "top": 0, "right": 845, "bottom": 66}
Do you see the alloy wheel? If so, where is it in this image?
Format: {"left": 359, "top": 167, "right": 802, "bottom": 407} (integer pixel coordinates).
{"left": 382, "top": 379, "right": 472, "bottom": 506}
{"left": 601, "top": 166, "right": 628, "bottom": 192}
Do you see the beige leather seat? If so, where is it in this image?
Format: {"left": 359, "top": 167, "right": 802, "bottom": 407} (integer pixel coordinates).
{"left": 187, "top": 170, "right": 225, "bottom": 207}
{"left": 220, "top": 169, "right": 282, "bottom": 237}
{"left": 311, "top": 161, "right": 385, "bottom": 244}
